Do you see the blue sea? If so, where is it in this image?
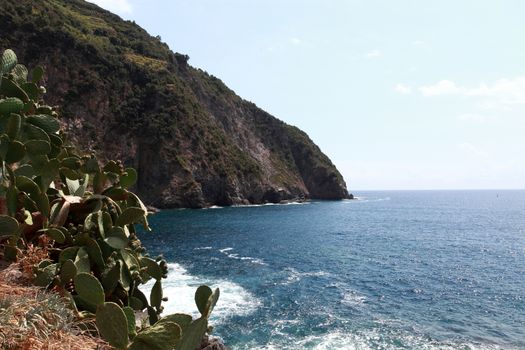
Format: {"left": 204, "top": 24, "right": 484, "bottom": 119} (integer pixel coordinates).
{"left": 138, "top": 190, "right": 525, "bottom": 349}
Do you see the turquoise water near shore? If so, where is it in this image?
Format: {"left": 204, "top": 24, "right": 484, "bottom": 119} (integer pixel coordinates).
{"left": 138, "top": 190, "right": 525, "bottom": 349}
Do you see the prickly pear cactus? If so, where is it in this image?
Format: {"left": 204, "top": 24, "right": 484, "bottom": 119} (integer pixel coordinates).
{"left": 0, "top": 49, "right": 220, "bottom": 349}
{"left": 96, "top": 302, "right": 130, "bottom": 348}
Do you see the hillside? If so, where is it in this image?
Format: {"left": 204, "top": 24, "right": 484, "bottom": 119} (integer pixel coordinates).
{"left": 0, "top": 0, "right": 350, "bottom": 208}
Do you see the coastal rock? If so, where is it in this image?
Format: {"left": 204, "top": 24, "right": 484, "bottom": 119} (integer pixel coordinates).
{"left": 0, "top": 0, "right": 351, "bottom": 208}
{"left": 199, "top": 336, "right": 229, "bottom": 350}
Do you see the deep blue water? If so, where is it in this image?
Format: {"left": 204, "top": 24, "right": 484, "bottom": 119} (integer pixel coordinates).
{"left": 138, "top": 190, "right": 525, "bottom": 349}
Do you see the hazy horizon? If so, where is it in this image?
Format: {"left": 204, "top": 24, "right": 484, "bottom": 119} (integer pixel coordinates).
{"left": 88, "top": 0, "right": 525, "bottom": 191}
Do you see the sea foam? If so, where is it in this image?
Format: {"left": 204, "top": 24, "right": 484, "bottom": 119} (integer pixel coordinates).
{"left": 236, "top": 330, "right": 508, "bottom": 350}
{"left": 219, "top": 247, "right": 267, "bottom": 265}
{"left": 140, "top": 263, "right": 260, "bottom": 322}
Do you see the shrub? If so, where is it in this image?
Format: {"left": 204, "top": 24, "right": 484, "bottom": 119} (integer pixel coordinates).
{"left": 0, "top": 49, "right": 219, "bottom": 349}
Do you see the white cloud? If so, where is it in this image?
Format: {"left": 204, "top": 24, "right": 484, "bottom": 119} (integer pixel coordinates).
{"left": 87, "top": 0, "right": 133, "bottom": 14}
{"left": 394, "top": 84, "right": 412, "bottom": 94}
{"left": 419, "top": 77, "right": 525, "bottom": 109}
{"left": 419, "top": 80, "right": 461, "bottom": 96}
{"left": 465, "top": 77, "right": 525, "bottom": 106}
{"left": 458, "top": 142, "right": 488, "bottom": 158}
{"left": 364, "top": 49, "right": 381, "bottom": 59}
{"left": 457, "top": 113, "right": 489, "bottom": 123}
{"left": 266, "top": 37, "right": 307, "bottom": 52}
{"left": 412, "top": 40, "right": 426, "bottom": 46}
{"left": 289, "top": 37, "right": 302, "bottom": 45}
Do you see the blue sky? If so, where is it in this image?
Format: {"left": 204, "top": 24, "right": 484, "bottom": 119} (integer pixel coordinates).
{"left": 89, "top": 0, "right": 525, "bottom": 190}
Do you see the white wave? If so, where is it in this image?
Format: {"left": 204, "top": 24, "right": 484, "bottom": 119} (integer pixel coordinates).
{"left": 282, "top": 267, "right": 331, "bottom": 285}
{"left": 344, "top": 196, "right": 391, "bottom": 203}
{"left": 204, "top": 205, "right": 223, "bottom": 209}
{"left": 193, "top": 246, "right": 213, "bottom": 250}
{"left": 237, "top": 330, "right": 509, "bottom": 350}
{"left": 218, "top": 247, "right": 267, "bottom": 265}
{"left": 232, "top": 201, "right": 310, "bottom": 208}
{"left": 140, "top": 263, "right": 259, "bottom": 323}
{"left": 238, "top": 256, "right": 267, "bottom": 265}
{"left": 341, "top": 291, "right": 367, "bottom": 307}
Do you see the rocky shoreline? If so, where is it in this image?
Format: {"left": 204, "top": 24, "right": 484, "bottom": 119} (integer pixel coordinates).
{"left": 200, "top": 336, "right": 229, "bottom": 350}
{"left": 147, "top": 193, "right": 355, "bottom": 211}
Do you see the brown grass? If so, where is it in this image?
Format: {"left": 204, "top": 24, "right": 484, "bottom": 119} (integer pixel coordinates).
{"left": 18, "top": 242, "right": 52, "bottom": 280}
{"left": 0, "top": 262, "right": 110, "bottom": 350}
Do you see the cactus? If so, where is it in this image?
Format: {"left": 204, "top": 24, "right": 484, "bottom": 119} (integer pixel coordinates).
{"left": 74, "top": 247, "right": 91, "bottom": 273}
{"left": 85, "top": 238, "right": 106, "bottom": 270}
{"left": 150, "top": 280, "right": 163, "bottom": 309}
{"left": 60, "top": 259, "right": 77, "bottom": 282}
{"left": 1, "top": 49, "right": 17, "bottom": 74}
{"left": 122, "top": 306, "right": 137, "bottom": 338}
{"left": 104, "top": 226, "right": 128, "bottom": 249}
{"left": 0, "top": 49, "right": 221, "bottom": 349}
{"left": 176, "top": 317, "right": 208, "bottom": 350}
{"left": 195, "top": 285, "right": 213, "bottom": 316}
{"left": 5, "top": 140, "right": 25, "bottom": 163}
{"left": 31, "top": 66, "right": 44, "bottom": 83}
{"left": 45, "top": 228, "right": 66, "bottom": 243}
{"left": 34, "top": 263, "right": 58, "bottom": 287}
{"left": 24, "top": 140, "right": 51, "bottom": 155}
{"left": 195, "top": 285, "right": 220, "bottom": 318}
{"left": 101, "top": 260, "right": 120, "bottom": 293}
{"left": 115, "top": 207, "right": 146, "bottom": 226}
{"left": 129, "top": 321, "right": 181, "bottom": 350}
{"left": 74, "top": 272, "right": 105, "bottom": 306}
{"left": 140, "top": 256, "right": 162, "bottom": 280}
{"left": 0, "top": 97, "right": 24, "bottom": 114}
{"left": 25, "top": 115, "right": 60, "bottom": 134}
{"left": 119, "top": 167, "right": 137, "bottom": 188}
{"left": 0, "top": 215, "right": 19, "bottom": 236}
{"left": 96, "top": 302, "right": 129, "bottom": 349}
{"left": 12, "top": 64, "right": 28, "bottom": 85}
{"left": 59, "top": 246, "right": 79, "bottom": 263}
{"left": 0, "top": 75, "right": 29, "bottom": 101}
{"left": 21, "top": 83, "right": 40, "bottom": 101}
{"left": 6, "top": 113, "right": 21, "bottom": 140}
{"left": 156, "top": 313, "right": 193, "bottom": 332}
{"left": 23, "top": 123, "right": 49, "bottom": 142}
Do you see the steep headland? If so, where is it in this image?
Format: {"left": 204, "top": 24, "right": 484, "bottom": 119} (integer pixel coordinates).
{"left": 0, "top": 0, "right": 350, "bottom": 208}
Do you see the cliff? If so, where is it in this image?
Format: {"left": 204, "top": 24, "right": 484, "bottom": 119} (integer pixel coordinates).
{"left": 0, "top": 0, "right": 350, "bottom": 208}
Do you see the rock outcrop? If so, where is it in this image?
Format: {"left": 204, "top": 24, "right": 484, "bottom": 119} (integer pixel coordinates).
{"left": 0, "top": 0, "right": 351, "bottom": 208}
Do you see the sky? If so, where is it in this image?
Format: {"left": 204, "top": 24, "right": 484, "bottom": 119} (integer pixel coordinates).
{"left": 88, "top": 0, "right": 525, "bottom": 190}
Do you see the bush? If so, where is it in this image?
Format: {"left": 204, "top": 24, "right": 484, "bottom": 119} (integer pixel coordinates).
{"left": 0, "top": 49, "right": 219, "bottom": 349}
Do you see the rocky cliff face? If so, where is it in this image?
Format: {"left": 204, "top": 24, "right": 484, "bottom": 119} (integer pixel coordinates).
{"left": 0, "top": 0, "right": 350, "bottom": 208}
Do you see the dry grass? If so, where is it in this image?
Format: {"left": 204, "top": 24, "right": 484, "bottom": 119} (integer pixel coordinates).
{"left": 124, "top": 52, "right": 168, "bottom": 71}
{"left": 0, "top": 262, "right": 110, "bottom": 350}
{"left": 18, "top": 242, "right": 52, "bottom": 280}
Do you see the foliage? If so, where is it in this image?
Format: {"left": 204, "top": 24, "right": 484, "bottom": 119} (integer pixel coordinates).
{"left": 0, "top": 49, "right": 219, "bottom": 349}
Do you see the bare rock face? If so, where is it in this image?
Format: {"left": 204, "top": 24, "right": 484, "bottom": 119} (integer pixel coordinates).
{"left": 0, "top": 0, "right": 351, "bottom": 208}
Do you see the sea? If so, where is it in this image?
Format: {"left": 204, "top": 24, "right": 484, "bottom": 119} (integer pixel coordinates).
{"left": 138, "top": 190, "right": 525, "bottom": 349}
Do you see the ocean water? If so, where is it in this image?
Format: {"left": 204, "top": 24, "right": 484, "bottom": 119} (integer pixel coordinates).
{"left": 138, "top": 190, "right": 525, "bottom": 349}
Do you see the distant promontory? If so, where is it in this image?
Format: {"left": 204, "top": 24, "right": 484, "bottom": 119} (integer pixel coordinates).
{"left": 0, "top": 0, "right": 350, "bottom": 208}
